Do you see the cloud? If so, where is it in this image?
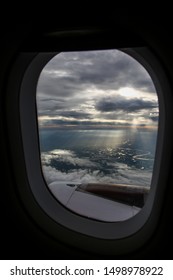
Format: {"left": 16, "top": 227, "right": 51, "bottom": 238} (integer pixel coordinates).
{"left": 41, "top": 149, "right": 98, "bottom": 168}
{"left": 41, "top": 146, "right": 154, "bottom": 188}
{"left": 95, "top": 95, "right": 157, "bottom": 113}
{"left": 148, "top": 112, "right": 159, "bottom": 122}
{"left": 37, "top": 50, "right": 156, "bottom": 100}
{"left": 37, "top": 98, "right": 67, "bottom": 116}
{"left": 37, "top": 50, "right": 156, "bottom": 102}
{"left": 37, "top": 49, "right": 158, "bottom": 127}
{"left": 58, "top": 110, "right": 92, "bottom": 119}
{"left": 42, "top": 161, "right": 152, "bottom": 187}
{"left": 39, "top": 118, "right": 134, "bottom": 128}
{"left": 149, "top": 116, "right": 159, "bottom": 122}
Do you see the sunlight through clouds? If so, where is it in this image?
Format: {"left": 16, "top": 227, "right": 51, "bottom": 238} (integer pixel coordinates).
{"left": 37, "top": 49, "right": 158, "bottom": 129}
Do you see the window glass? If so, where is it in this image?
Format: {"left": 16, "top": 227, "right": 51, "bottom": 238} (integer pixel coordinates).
{"left": 36, "top": 50, "right": 159, "bottom": 222}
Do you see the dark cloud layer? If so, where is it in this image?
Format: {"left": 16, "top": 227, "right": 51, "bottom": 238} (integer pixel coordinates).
{"left": 58, "top": 111, "right": 92, "bottom": 119}
{"left": 149, "top": 115, "right": 159, "bottom": 122}
{"left": 37, "top": 50, "right": 156, "bottom": 101}
{"left": 95, "top": 95, "right": 157, "bottom": 112}
{"left": 37, "top": 50, "right": 159, "bottom": 127}
{"left": 41, "top": 119, "right": 119, "bottom": 127}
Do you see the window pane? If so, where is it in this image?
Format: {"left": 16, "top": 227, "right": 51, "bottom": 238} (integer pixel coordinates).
{"left": 36, "top": 50, "right": 159, "bottom": 222}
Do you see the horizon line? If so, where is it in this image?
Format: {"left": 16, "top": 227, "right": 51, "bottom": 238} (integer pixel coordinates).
{"left": 39, "top": 124, "right": 158, "bottom": 130}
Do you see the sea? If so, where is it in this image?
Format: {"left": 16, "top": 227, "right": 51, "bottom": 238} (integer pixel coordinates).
{"left": 39, "top": 128, "right": 158, "bottom": 188}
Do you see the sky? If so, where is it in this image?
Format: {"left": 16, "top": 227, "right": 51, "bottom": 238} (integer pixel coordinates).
{"left": 36, "top": 49, "right": 159, "bottom": 129}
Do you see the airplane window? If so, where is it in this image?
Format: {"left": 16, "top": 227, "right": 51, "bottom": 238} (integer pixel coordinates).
{"left": 36, "top": 50, "right": 159, "bottom": 222}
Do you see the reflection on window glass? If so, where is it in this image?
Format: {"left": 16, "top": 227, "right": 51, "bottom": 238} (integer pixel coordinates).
{"left": 36, "top": 50, "right": 159, "bottom": 222}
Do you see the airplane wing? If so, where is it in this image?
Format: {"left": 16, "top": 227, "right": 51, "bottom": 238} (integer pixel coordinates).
{"left": 48, "top": 181, "right": 142, "bottom": 222}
